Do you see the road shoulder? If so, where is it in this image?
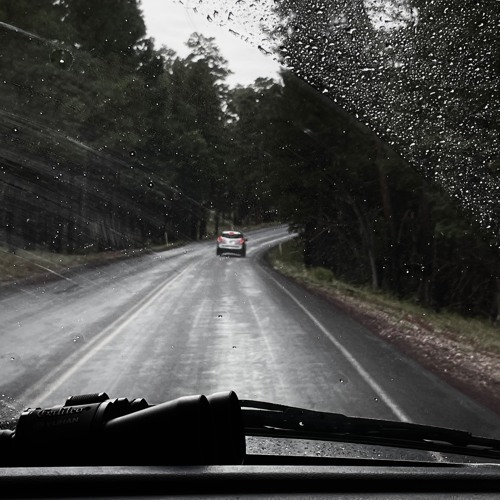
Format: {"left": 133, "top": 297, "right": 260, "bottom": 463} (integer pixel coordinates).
{"left": 263, "top": 250, "right": 500, "bottom": 417}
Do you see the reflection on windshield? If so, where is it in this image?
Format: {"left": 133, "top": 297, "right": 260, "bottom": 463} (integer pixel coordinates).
{"left": 0, "top": 0, "right": 499, "bottom": 451}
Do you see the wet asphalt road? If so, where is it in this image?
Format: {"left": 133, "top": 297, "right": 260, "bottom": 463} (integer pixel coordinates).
{"left": 1, "top": 225, "right": 499, "bottom": 447}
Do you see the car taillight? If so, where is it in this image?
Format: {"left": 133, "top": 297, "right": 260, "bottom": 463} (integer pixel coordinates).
{"left": 239, "top": 238, "right": 245, "bottom": 244}
{"left": 217, "top": 236, "right": 223, "bottom": 243}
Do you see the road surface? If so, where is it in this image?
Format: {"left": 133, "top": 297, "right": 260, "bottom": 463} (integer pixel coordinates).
{"left": 1, "top": 226, "right": 499, "bottom": 456}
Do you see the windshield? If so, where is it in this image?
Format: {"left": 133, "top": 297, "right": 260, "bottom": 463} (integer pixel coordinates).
{"left": 0, "top": 0, "right": 499, "bottom": 462}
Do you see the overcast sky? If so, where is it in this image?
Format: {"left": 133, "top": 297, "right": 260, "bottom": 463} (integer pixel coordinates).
{"left": 140, "top": 0, "right": 282, "bottom": 87}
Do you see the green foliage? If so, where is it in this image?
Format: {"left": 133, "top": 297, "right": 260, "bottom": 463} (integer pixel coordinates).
{"left": 311, "top": 267, "right": 335, "bottom": 283}
{"left": 224, "top": 78, "right": 282, "bottom": 226}
{"left": 63, "top": 0, "right": 147, "bottom": 63}
{"left": 0, "top": 2, "right": 234, "bottom": 250}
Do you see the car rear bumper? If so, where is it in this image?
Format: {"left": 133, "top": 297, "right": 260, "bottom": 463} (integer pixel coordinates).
{"left": 217, "top": 245, "right": 245, "bottom": 254}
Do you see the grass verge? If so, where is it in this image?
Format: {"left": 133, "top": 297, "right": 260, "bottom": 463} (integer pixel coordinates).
{"left": 0, "top": 246, "right": 146, "bottom": 285}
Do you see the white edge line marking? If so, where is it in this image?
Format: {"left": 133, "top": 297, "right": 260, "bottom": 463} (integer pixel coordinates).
{"left": 26, "top": 260, "right": 199, "bottom": 406}
{"left": 265, "top": 272, "right": 410, "bottom": 423}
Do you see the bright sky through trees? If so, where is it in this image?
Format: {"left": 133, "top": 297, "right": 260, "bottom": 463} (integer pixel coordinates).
{"left": 140, "top": 0, "right": 281, "bottom": 87}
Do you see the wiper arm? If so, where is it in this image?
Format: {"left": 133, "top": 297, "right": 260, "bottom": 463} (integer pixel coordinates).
{"left": 241, "top": 399, "right": 500, "bottom": 461}
{"left": 1, "top": 392, "right": 499, "bottom": 466}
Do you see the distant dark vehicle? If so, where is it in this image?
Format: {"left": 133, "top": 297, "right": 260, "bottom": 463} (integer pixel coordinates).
{"left": 216, "top": 230, "right": 247, "bottom": 257}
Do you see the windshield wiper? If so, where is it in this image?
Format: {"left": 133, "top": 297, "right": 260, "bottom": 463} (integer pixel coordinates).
{"left": 0, "top": 392, "right": 499, "bottom": 466}
{"left": 241, "top": 399, "right": 500, "bottom": 462}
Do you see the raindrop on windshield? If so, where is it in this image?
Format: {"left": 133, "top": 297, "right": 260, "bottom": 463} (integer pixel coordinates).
{"left": 49, "top": 48, "right": 74, "bottom": 70}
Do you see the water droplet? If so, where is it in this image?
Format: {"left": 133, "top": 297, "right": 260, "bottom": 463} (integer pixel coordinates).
{"left": 218, "top": 314, "right": 223, "bottom": 318}
{"left": 299, "top": 421, "right": 304, "bottom": 427}
{"left": 339, "top": 378, "right": 344, "bottom": 383}
{"left": 49, "top": 49, "right": 73, "bottom": 70}
{"left": 129, "top": 150, "right": 136, "bottom": 157}
{"left": 374, "top": 397, "right": 379, "bottom": 402}
{"left": 232, "top": 345, "right": 237, "bottom": 349}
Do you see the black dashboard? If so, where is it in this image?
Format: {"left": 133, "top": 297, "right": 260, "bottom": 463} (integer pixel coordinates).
{"left": 2, "top": 463, "right": 500, "bottom": 499}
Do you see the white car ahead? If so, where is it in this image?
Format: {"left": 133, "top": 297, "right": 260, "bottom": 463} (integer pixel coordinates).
{"left": 216, "top": 231, "right": 247, "bottom": 257}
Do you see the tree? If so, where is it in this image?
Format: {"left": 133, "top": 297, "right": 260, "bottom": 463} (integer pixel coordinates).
{"left": 62, "top": 0, "right": 147, "bottom": 65}
{"left": 164, "top": 34, "right": 232, "bottom": 238}
{"left": 225, "top": 78, "right": 282, "bottom": 226}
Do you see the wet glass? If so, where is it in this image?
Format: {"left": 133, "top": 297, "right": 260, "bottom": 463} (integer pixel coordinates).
{"left": 0, "top": 0, "right": 499, "bottom": 460}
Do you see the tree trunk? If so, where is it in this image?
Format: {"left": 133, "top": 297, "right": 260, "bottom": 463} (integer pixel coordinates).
{"left": 494, "top": 255, "right": 500, "bottom": 324}
{"left": 377, "top": 155, "right": 400, "bottom": 295}
{"left": 349, "top": 198, "right": 379, "bottom": 290}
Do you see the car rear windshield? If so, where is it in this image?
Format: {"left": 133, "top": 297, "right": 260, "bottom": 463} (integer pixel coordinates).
{"left": 221, "top": 233, "right": 243, "bottom": 239}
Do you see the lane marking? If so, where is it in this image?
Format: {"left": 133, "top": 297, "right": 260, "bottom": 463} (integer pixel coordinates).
{"left": 22, "top": 260, "right": 200, "bottom": 407}
{"left": 264, "top": 272, "right": 410, "bottom": 423}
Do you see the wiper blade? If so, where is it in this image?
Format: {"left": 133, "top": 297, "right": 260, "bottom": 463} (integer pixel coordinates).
{"left": 1, "top": 392, "right": 499, "bottom": 466}
{"left": 241, "top": 400, "right": 500, "bottom": 461}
